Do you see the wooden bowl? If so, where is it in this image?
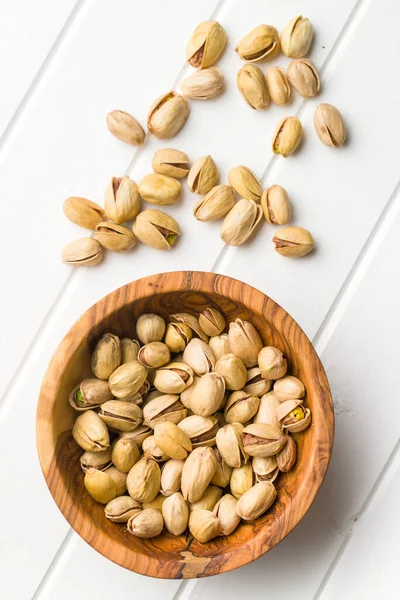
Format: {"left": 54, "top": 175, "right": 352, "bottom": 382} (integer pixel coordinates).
{"left": 37, "top": 271, "right": 334, "bottom": 578}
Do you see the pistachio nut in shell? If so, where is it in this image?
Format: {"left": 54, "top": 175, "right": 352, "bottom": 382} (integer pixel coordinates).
{"left": 181, "top": 67, "right": 224, "bottom": 100}
{"left": 104, "top": 496, "right": 141, "bottom": 523}
{"left": 243, "top": 423, "right": 287, "bottom": 457}
{"left": 276, "top": 400, "right": 311, "bottom": 432}
{"left": 147, "top": 91, "right": 189, "bottom": 139}
{"left": 120, "top": 338, "right": 140, "bottom": 363}
{"left": 220, "top": 199, "right": 262, "bottom": 246}
{"left": 162, "top": 492, "right": 189, "bottom": 536}
{"left": 190, "top": 372, "right": 225, "bottom": 417}
{"left": 142, "top": 494, "right": 166, "bottom": 512}
{"left": 154, "top": 362, "right": 194, "bottom": 394}
{"left": 143, "top": 394, "right": 187, "bottom": 428}
{"left": 99, "top": 400, "right": 142, "bottom": 432}
{"left": 106, "top": 466, "right": 128, "bottom": 496}
{"left": 243, "top": 368, "right": 271, "bottom": 397}
{"left": 127, "top": 508, "right": 163, "bottom": 538}
{"left": 138, "top": 173, "right": 181, "bottom": 206}
{"left": 169, "top": 312, "right": 209, "bottom": 342}
{"left": 133, "top": 209, "right": 180, "bottom": 250}
{"left": 280, "top": 15, "right": 313, "bottom": 58}
{"left": 186, "top": 20, "right": 227, "bottom": 69}
{"left": 253, "top": 391, "right": 281, "bottom": 427}
{"left": 276, "top": 434, "right": 297, "bottom": 471}
{"left": 258, "top": 346, "right": 288, "bottom": 380}
{"left": 213, "top": 494, "right": 240, "bottom": 535}
{"left": 273, "top": 375, "right": 305, "bottom": 401}
{"left": 237, "top": 64, "right": 269, "bottom": 110}
{"left": 136, "top": 313, "right": 166, "bottom": 344}
{"left": 252, "top": 455, "right": 279, "bottom": 483}
{"left": 266, "top": 67, "right": 291, "bottom": 105}
{"left": 198, "top": 308, "right": 225, "bottom": 337}
{"left": 181, "top": 446, "right": 218, "bottom": 503}
{"left": 108, "top": 361, "right": 147, "bottom": 399}
{"left": 236, "top": 481, "right": 277, "bottom": 520}
{"left": 63, "top": 196, "right": 105, "bottom": 230}
{"left": 230, "top": 463, "right": 253, "bottom": 499}
{"left": 91, "top": 333, "right": 121, "bottom": 380}
{"left": 152, "top": 148, "right": 190, "bottom": 179}
{"left": 111, "top": 437, "right": 140, "bottom": 472}
{"left": 209, "top": 334, "right": 230, "bottom": 361}
{"left": 84, "top": 468, "right": 116, "bottom": 504}
{"left": 104, "top": 176, "right": 140, "bottom": 224}
{"left": 273, "top": 226, "right": 315, "bottom": 258}
{"left": 211, "top": 448, "right": 232, "bottom": 487}
{"left": 287, "top": 58, "right": 320, "bottom": 98}
{"left": 314, "top": 103, "right": 346, "bottom": 147}
{"left": 224, "top": 390, "right": 260, "bottom": 424}
{"left": 138, "top": 341, "right": 170, "bottom": 368}
{"left": 142, "top": 435, "right": 169, "bottom": 463}
{"left": 228, "top": 166, "right": 262, "bottom": 202}
{"left": 182, "top": 338, "right": 215, "bottom": 376}
{"left": 80, "top": 448, "right": 112, "bottom": 473}
{"left": 261, "top": 185, "right": 291, "bottom": 226}
{"left": 106, "top": 110, "right": 145, "bottom": 146}
{"left": 179, "top": 377, "right": 199, "bottom": 409}
{"left": 161, "top": 459, "right": 185, "bottom": 496}
{"left": 126, "top": 456, "right": 161, "bottom": 503}
{"left": 216, "top": 422, "right": 247, "bottom": 468}
{"left": 72, "top": 410, "right": 110, "bottom": 452}
{"left": 235, "top": 24, "right": 280, "bottom": 62}
{"left": 61, "top": 237, "right": 103, "bottom": 267}
{"left": 119, "top": 424, "right": 152, "bottom": 448}
{"left": 189, "top": 509, "right": 220, "bottom": 542}
{"left": 69, "top": 378, "right": 113, "bottom": 411}
{"left": 187, "top": 155, "right": 219, "bottom": 194}
{"left": 228, "top": 318, "right": 263, "bottom": 368}
{"left": 272, "top": 117, "right": 303, "bottom": 157}
{"left": 193, "top": 185, "right": 235, "bottom": 222}
{"left": 215, "top": 353, "right": 247, "bottom": 391}
{"left": 178, "top": 414, "right": 219, "bottom": 447}
{"left": 94, "top": 222, "right": 136, "bottom": 252}
{"left": 189, "top": 485, "right": 222, "bottom": 512}
{"left": 154, "top": 421, "right": 192, "bottom": 460}
{"left": 164, "top": 322, "right": 192, "bottom": 353}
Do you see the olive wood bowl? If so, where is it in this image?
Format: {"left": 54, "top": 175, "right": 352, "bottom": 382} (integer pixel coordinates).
{"left": 37, "top": 271, "right": 334, "bottom": 578}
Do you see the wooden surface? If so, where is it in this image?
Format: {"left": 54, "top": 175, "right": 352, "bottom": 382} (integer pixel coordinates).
{"left": 37, "top": 272, "right": 333, "bottom": 578}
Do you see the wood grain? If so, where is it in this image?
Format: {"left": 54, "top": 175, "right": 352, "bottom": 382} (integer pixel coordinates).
{"left": 36, "top": 271, "right": 334, "bottom": 578}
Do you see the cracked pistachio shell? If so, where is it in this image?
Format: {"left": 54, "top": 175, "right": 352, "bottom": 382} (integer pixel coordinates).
{"left": 138, "top": 341, "right": 170, "bottom": 369}
{"left": 111, "top": 438, "right": 140, "bottom": 472}
{"left": 189, "top": 509, "right": 220, "bottom": 542}
{"left": 228, "top": 166, "right": 262, "bottom": 202}
{"left": 139, "top": 173, "right": 181, "bottom": 206}
{"left": 236, "top": 481, "right": 277, "bottom": 520}
{"left": 287, "top": 58, "right": 320, "bottom": 98}
{"left": 80, "top": 448, "right": 112, "bottom": 473}
{"left": 161, "top": 459, "right": 185, "bottom": 496}
{"left": 211, "top": 448, "right": 232, "bottom": 487}
{"left": 147, "top": 91, "right": 189, "bottom": 139}
{"left": 276, "top": 400, "right": 311, "bottom": 432}
{"left": 237, "top": 64, "right": 270, "bottom": 110}
{"left": 152, "top": 148, "right": 190, "bottom": 179}
{"left": 170, "top": 312, "right": 209, "bottom": 342}
{"left": 127, "top": 456, "right": 161, "bottom": 503}
{"left": 69, "top": 378, "right": 113, "bottom": 411}
{"left": 63, "top": 196, "right": 105, "bottom": 230}
{"left": 221, "top": 199, "right": 262, "bottom": 246}
{"left": 272, "top": 117, "right": 303, "bottom": 157}
{"left": 73, "top": 410, "right": 110, "bottom": 452}
{"left": 228, "top": 319, "right": 263, "bottom": 368}
{"left": 194, "top": 185, "right": 236, "bottom": 222}
{"left": 266, "top": 67, "right": 291, "bottom": 105}
{"left": 190, "top": 372, "right": 225, "bottom": 417}
{"left": 162, "top": 492, "right": 189, "bottom": 536}
{"left": 187, "top": 155, "right": 219, "bottom": 194}
{"left": 215, "top": 353, "right": 247, "bottom": 391}
{"left": 136, "top": 313, "right": 166, "bottom": 344}
{"left": 94, "top": 221, "right": 136, "bottom": 252}
{"left": 276, "top": 435, "right": 297, "bottom": 471}
{"left": 230, "top": 463, "right": 254, "bottom": 499}
{"left": 281, "top": 15, "right": 313, "bottom": 58}
{"left": 209, "top": 334, "right": 231, "bottom": 361}
{"left": 154, "top": 362, "right": 194, "bottom": 394}
{"left": 258, "top": 346, "right": 288, "bottom": 380}
{"left": 99, "top": 400, "right": 142, "bottom": 432}
{"left": 253, "top": 391, "right": 281, "bottom": 427}
{"left": 261, "top": 185, "right": 291, "bottom": 226}
{"left": 243, "top": 368, "right": 271, "bottom": 397}
{"left": 104, "top": 496, "right": 141, "bottom": 522}
{"left": 273, "top": 226, "right": 314, "bottom": 257}
{"left": 104, "top": 176, "right": 140, "bottom": 224}
{"left": 224, "top": 391, "right": 260, "bottom": 424}
{"left": 120, "top": 338, "right": 140, "bottom": 363}
{"left": 199, "top": 308, "right": 226, "bottom": 337}
{"left": 164, "top": 323, "right": 192, "bottom": 353}
{"left": 190, "top": 485, "right": 222, "bottom": 512}
{"left": 142, "top": 494, "right": 166, "bottom": 512}
{"left": 106, "top": 110, "right": 145, "bottom": 146}
{"left": 91, "top": 333, "right": 121, "bottom": 380}
{"left": 252, "top": 455, "right": 279, "bottom": 483}
{"left": 154, "top": 421, "right": 192, "bottom": 460}
{"left": 236, "top": 25, "right": 280, "bottom": 62}
{"left": 314, "top": 103, "right": 346, "bottom": 147}
{"left": 182, "top": 338, "right": 216, "bottom": 376}
{"left": 181, "top": 446, "right": 218, "bottom": 503}
{"left": 186, "top": 20, "right": 227, "bottom": 68}
{"left": 274, "top": 375, "right": 305, "bottom": 401}
{"left": 108, "top": 361, "right": 148, "bottom": 399}
{"left": 142, "top": 394, "right": 187, "bottom": 429}
{"left": 119, "top": 424, "right": 152, "bottom": 448}
{"left": 127, "top": 507, "right": 163, "bottom": 538}
{"left": 61, "top": 237, "right": 103, "bottom": 267}
{"left": 178, "top": 414, "right": 219, "bottom": 447}
{"left": 133, "top": 209, "right": 180, "bottom": 250}
{"left": 216, "top": 422, "right": 247, "bottom": 468}
{"left": 181, "top": 67, "right": 224, "bottom": 100}
{"left": 84, "top": 468, "right": 116, "bottom": 504}
{"left": 213, "top": 494, "right": 240, "bottom": 535}
{"left": 142, "top": 434, "right": 169, "bottom": 463}
{"left": 243, "top": 423, "right": 287, "bottom": 457}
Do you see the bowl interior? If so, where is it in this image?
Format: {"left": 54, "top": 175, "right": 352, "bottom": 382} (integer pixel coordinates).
{"left": 37, "top": 272, "right": 333, "bottom": 578}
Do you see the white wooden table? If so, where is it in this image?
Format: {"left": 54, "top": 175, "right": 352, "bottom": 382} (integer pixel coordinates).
{"left": 1, "top": 1, "right": 399, "bottom": 598}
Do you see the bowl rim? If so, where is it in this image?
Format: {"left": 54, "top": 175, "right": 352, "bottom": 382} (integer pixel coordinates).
{"left": 36, "top": 271, "right": 334, "bottom": 578}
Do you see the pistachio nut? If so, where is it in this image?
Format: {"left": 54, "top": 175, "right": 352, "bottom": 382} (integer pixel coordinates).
{"left": 243, "top": 423, "right": 287, "bottom": 457}
{"left": 230, "top": 463, "right": 254, "bottom": 499}
{"left": 180, "top": 376, "right": 200, "bottom": 410}
{"left": 187, "top": 155, "right": 219, "bottom": 194}
{"left": 236, "top": 481, "right": 277, "bottom": 520}
{"left": 162, "top": 492, "right": 189, "bottom": 536}
{"left": 161, "top": 459, "right": 185, "bottom": 496}
{"left": 147, "top": 91, "right": 189, "bottom": 139}
{"left": 228, "top": 166, "right": 262, "bottom": 202}
{"left": 84, "top": 468, "right": 117, "bottom": 504}
{"left": 120, "top": 338, "right": 140, "bottom": 363}
{"left": 181, "top": 446, "right": 218, "bottom": 503}
{"left": 261, "top": 185, "right": 291, "bottom": 225}
{"left": 111, "top": 437, "right": 140, "bottom": 472}
{"left": 209, "top": 334, "right": 231, "bottom": 361}
{"left": 193, "top": 185, "right": 236, "bottom": 222}
{"left": 199, "top": 308, "right": 226, "bottom": 337}
{"left": 106, "top": 109, "right": 145, "bottom": 146}
{"left": 272, "top": 117, "right": 303, "bottom": 157}
{"left": 273, "top": 226, "right": 314, "bottom": 258}
{"left": 314, "top": 103, "right": 346, "bottom": 147}
{"left": 287, "top": 58, "right": 320, "bottom": 98}
{"left": 186, "top": 20, "right": 227, "bottom": 68}
{"left": 276, "top": 434, "right": 297, "bottom": 471}
{"left": 190, "top": 372, "right": 225, "bottom": 417}
{"left": 104, "top": 495, "right": 141, "bottom": 522}
{"left": 69, "top": 378, "right": 113, "bottom": 411}
{"left": 253, "top": 391, "right": 281, "bottom": 427}
{"left": 181, "top": 67, "right": 224, "bottom": 100}
{"left": 273, "top": 375, "right": 305, "bottom": 401}
{"left": 94, "top": 222, "right": 136, "bottom": 252}
{"left": 127, "top": 508, "right": 163, "bottom": 538}
{"left": 258, "top": 346, "right": 288, "bottom": 380}
{"left": 178, "top": 415, "right": 219, "bottom": 447}
{"left": 220, "top": 199, "right": 262, "bottom": 246}
{"left": 141, "top": 494, "right": 166, "bottom": 512}
{"left": 266, "top": 67, "right": 291, "bottom": 105}
{"left": 236, "top": 64, "right": 269, "bottom": 110}
{"left": 61, "top": 237, "right": 103, "bottom": 267}
{"left": 72, "top": 410, "right": 110, "bottom": 452}
{"left": 152, "top": 148, "right": 190, "bottom": 179}
{"left": 80, "top": 448, "right": 112, "bottom": 473}
{"left": 243, "top": 368, "right": 271, "bottom": 397}
{"left": 182, "top": 338, "right": 215, "bottom": 376}
{"left": 138, "top": 173, "right": 181, "bottom": 206}
{"left": 213, "top": 494, "right": 240, "bottom": 535}
{"left": 138, "top": 341, "right": 170, "bottom": 369}
{"left": 136, "top": 313, "right": 166, "bottom": 344}
{"left": 190, "top": 485, "right": 222, "bottom": 512}
{"left": 281, "top": 15, "right": 313, "bottom": 58}
{"left": 164, "top": 323, "right": 192, "bottom": 353}
{"left": 104, "top": 176, "right": 140, "bottom": 224}
{"left": 252, "top": 455, "right": 279, "bottom": 483}
{"left": 216, "top": 422, "right": 247, "bottom": 468}
{"left": 133, "top": 209, "right": 180, "bottom": 250}
{"left": 98, "top": 400, "right": 142, "bottom": 432}
{"left": 215, "top": 353, "right": 247, "bottom": 391}
{"left": 108, "top": 361, "right": 148, "bottom": 399}
{"left": 154, "top": 362, "right": 194, "bottom": 394}
{"left": 63, "top": 196, "right": 105, "bottom": 229}
{"left": 126, "top": 456, "right": 161, "bottom": 502}
{"left": 235, "top": 24, "right": 280, "bottom": 62}
{"left": 106, "top": 466, "right": 128, "bottom": 496}
{"left": 154, "top": 421, "right": 192, "bottom": 460}
{"left": 276, "top": 400, "right": 311, "bottom": 432}
{"left": 142, "top": 394, "right": 187, "bottom": 428}
{"left": 228, "top": 319, "right": 263, "bottom": 368}
{"left": 189, "top": 509, "right": 220, "bottom": 542}
{"left": 169, "top": 313, "right": 209, "bottom": 342}
{"left": 91, "top": 333, "right": 121, "bottom": 380}
{"left": 142, "top": 434, "right": 169, "bottom": 463}
{"left": 119, "top": 424, "right": 152, "bottom": 448}
{"left": 211, "top": 448, "right": 232, "bottom": 487}
{"left": 224, "top": 391, "right": 260, "bottom": 424}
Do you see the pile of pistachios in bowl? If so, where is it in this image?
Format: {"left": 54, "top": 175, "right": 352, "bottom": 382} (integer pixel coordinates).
{"left": 71, "top": 309, "right": 311, "bottom": 541}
